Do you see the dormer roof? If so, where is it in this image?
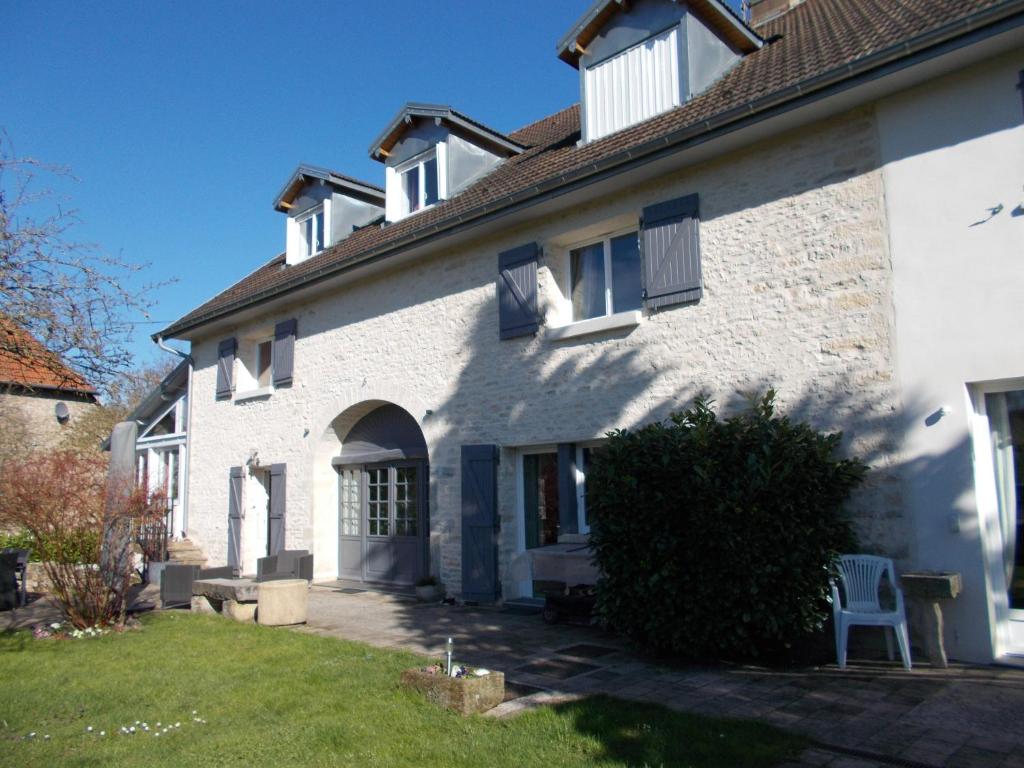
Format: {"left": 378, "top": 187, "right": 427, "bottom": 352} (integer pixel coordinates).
{"left": 369, "top": 103, "right": 527, "bottom": 163}
{"left": 557, "top": 0, "right": 763, "bottom": 68}
{"left": 274, "top": 164, "right": 385, "bottom": 213}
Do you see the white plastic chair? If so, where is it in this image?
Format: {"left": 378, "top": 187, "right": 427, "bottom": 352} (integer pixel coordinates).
{"left": 831, "top": 554, "right": 912, "bottom": 670}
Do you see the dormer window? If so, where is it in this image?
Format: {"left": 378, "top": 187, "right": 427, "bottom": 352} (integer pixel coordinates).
{"left": 558, "top": 0, "right": 762, "bottom": 144}
{"left": 275, "top": 165, "right": 385, "bottom": 266}
{"left": 400, "top": 151, "right": 440, "bottom": 215}
{"left": 296, "top": 205, "right": 325, "bottom": 259}
{"left": 370, "top": 104, "right": 525, "bottom": 224}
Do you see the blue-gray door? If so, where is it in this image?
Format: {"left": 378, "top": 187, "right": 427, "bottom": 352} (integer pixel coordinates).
{"left": 461, "top": 445, "right": 499, "bottom": 602}
{"left": 338, "top": 460, "right": 427, "bottom": 585}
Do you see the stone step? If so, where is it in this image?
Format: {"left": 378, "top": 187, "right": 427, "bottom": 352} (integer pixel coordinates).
{"left": 166, "top": 538, "right": 208, "bottom": 568}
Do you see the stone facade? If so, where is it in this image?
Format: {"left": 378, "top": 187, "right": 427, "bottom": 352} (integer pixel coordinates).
{"left": 0, "top": 388, "right": 98, "bottom": 458}
{"left": 184, "top": 105, "right": 908, "bottom": 597}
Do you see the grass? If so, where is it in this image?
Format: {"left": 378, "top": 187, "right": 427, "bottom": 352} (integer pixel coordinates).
{"left": 0, "top": 613, "right": 805, "bottom": 767}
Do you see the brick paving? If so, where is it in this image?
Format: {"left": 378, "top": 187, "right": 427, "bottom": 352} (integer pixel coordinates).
{"left": 299, "top": 585, "right": 1024, "bottom": 768}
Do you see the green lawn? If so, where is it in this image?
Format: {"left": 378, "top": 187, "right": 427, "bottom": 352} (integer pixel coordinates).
{"left": 0, "top": 613, "right": 804, "bottom": 767}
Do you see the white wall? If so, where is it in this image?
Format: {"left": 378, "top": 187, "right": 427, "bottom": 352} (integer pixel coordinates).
{"left": 186, "top": 106, "right": 907, "bottom": 609}
{"left": 877, "top": 51, "right": 1024, "bottom": 662}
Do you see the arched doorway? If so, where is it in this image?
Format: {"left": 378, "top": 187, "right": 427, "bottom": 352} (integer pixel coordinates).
{"left": 333, "top": 404, "right": 428, "bottom": 585}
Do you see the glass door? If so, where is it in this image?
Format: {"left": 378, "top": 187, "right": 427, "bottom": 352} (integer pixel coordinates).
{"left": 985, "top": 390, "right": 1024, "bottom": 619}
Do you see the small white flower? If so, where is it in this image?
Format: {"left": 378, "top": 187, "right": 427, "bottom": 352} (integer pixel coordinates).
{"left": 129, "top": 727, "right": 136, "bottom": 733}
{"left": 174, "top": 722, "right": 180, "bottom": 728}
{"left": 28, "top": 732, "right": 36, "bottom": 738}
{"left": 50, "top": 622, "right": 61, "bottom": 629}
{"left": 43, "top": 735, "right": 50, "bottom": 740}
{"left": 100, "top": 731, "right": 106, "bottom": 736}
{"left": 156, "top": 722, "right": 161, "bottom": 727}
{"left": 191, "top": 710, "right": 197, "bottom": 715}
{"left": 86, "top": 726, "right": 93, "bottom": 732}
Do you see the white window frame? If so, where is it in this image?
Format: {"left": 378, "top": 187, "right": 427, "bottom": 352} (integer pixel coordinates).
{"left": 969, "top": 377, "right": 1024, "bottom": 659}
{"left": 295, "top": 204, "right": 326, "bottom": 259}
{"left": 547, "top": 228, "right": 643, "bottom": 340}
{"left": 234, "top": 335, "right": 275, "bottom": 400}
{"left": 396, "top": 149, "right": 440, "bottom": 217}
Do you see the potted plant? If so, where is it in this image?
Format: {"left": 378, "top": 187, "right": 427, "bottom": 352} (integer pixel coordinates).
{"left": 415, "top": 575, "right": 444, "bottom": 602}
{"left": 400, "top": 662, "right": 505, "bottom": 715}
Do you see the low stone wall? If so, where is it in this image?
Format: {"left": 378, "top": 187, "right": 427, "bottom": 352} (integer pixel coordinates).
{"left": 25, "top": 562, "right": 54, "bottom": 594}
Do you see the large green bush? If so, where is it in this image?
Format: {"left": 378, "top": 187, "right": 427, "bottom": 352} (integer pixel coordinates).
{"left": 587, "top": 391, "right": 866, "bottom": 660}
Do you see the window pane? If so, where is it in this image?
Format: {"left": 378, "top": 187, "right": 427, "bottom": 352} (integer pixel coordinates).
{"left": 570, "top": 242, "right": 607, "bottom": 321}
{"left": 367, "top": 468, "right": 389, "bottom": 536}
{"left": 423, "top": 156, "right": 439, "bottom": 206}
{"left": 403, "top": 166, "right": 420, "bottom": 212}
{"left": 314, "top": 210, "right": 325, "bottom": 253}
{"left": 610, "top": 232, "right": 642, "bottom": 313}
{"left": 300, "top": 217, "right": 313, "bottom": 256}
{"left": 256, "top": 340, "right": 273, "bottom": 388}
{"left": 340, "top": 470, "right": 360, "bottom": 536}
{"left": 523, "top": 453, "right": 559, "bottom": 550}
{"left": 395, "top": 466, "right": 418, "bottom": 536}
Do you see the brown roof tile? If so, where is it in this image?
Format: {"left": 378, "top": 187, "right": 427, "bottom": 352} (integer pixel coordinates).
{"left": 0, "top": 317, "right": 98, "bottom": 395}
{"left": 162, "top": 0, "right": 1016, "bottom": 338}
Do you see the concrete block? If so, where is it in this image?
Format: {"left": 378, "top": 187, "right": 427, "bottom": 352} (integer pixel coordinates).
{"left": 256, "top": 579, "right": 308, "bottom": 626}
{"left": 223, "top": 599, "right": 257, "bottom": 623}
{"left": 191, "top": 595, "right": 217, "bottom": 615}
{"left": 401, "top": 668, "right": 505, "bottom": 715}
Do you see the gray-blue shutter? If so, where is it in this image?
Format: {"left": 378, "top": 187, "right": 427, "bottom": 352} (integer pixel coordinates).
{"left": 461, "top": 444, "right": 500, "bottom": 602}
{"left": 216, "top": 338, "right": 236, "bottom": 399}
{"left": 227, "top": 466, "right": 243, "bottom": 575}
{"left": 498, "top": 243, "right": 539, "bottom": 339}
{"left": 557, "top": 443, "right": 578, "bottom": 535}
{"left": 272, "top": 319, "right": 296, "bottom": 388}
{"left": 269, "top": 463, "right": 286, "bottom": 556}
{"left": 641, "top": 193, "right": 701, "bottom": 309}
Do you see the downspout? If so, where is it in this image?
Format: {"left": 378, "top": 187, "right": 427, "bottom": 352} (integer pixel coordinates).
{"left": 156, "top": 336, "right": 193, "bottom": 539}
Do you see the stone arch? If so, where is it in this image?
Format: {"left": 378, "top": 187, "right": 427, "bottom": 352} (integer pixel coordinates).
{"left": 309, "top": 384, "right": 437, "bottom": 582}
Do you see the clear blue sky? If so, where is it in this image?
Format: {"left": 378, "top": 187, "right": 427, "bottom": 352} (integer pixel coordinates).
{"left": 2, "top": 1, "right": 741, "bottom": 370}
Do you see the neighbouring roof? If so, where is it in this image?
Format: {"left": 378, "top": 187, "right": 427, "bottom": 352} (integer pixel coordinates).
{"left": 273, "top": 164, "right": 385, "bottom": 213}
{"left": 369, "top": 103, "right": 527, "bottom": 163}
{"left": 160, "top": 0, "right": 1023, "bottom": 340}
{"left": 0, "top": 316, "right": 98, "bottom": 396}
{"left": 556, "top": 0, "right": 763, "bottom": 67}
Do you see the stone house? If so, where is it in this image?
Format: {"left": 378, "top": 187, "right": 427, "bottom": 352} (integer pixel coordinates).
{"left": 0, "top": 317, "right": 99, "bottom": 458}
{"left": 157, "top": 0, "right": 1024, "bottom": 664}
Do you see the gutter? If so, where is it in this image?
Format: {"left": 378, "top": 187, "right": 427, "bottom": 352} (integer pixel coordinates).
{"left": 158, "top": 0, "right": 1024, "bottom": 341}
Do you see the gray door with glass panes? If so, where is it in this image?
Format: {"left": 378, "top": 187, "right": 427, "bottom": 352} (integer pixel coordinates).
{"left": 338, "top": 460, "right": 427, "bottom": 585}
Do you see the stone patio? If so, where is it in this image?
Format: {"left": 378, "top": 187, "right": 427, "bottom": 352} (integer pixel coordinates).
{"left": 299, "top": 584, "right": 1024, "bottom": 768}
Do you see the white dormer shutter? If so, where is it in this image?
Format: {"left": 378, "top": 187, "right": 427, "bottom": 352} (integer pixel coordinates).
{"left": 384, "top": 165, "right": 402, "bottom": 223}
{"left": 286, "top": 216, "right": 300, "bottom": 265}
{"left": 584, "top": 25, "right": 681, "bottom": 142}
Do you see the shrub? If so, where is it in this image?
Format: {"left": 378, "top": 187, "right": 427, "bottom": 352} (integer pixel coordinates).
{"left": 0, "top": 451, "right": 164, "bottom": 628}
{"left": 587, "top": 391, "right": 866, "bottom": 660}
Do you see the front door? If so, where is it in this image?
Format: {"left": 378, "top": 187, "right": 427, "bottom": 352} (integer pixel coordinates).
{"left": 338, "top": 461, "right": 426, "bottom": 585}
{"left": 974, "top": 384, "right": 1024, "bottom": 656}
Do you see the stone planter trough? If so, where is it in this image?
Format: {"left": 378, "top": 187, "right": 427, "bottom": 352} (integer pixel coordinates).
{"left": 400, "top": 668, "right": 504, "bottom": 715}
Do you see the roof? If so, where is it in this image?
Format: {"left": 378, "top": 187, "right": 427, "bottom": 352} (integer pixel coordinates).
{"left": 0, "top": 316, "right": 98, "bottom": 396}
{"left": 369, "top": 103, "right": 527, "bottom": 163}
{"left": 124, "top": 358, "right": 189, "bottom": 426}
{"left": 160, "top": 0, "right": 1023, "bottom": 340}
{"left": 273, "top": 164, "right": 385, "bottom": 213}
{"left": 556, "top": 0, "right": 763, "bottom": 67}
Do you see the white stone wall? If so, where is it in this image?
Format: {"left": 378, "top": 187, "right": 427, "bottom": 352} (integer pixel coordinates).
{"left": 876, "top": 50, "right": 1024, "bottom": 663}
{"left": 185, "top": 104, "right": 907, "bottom": 607}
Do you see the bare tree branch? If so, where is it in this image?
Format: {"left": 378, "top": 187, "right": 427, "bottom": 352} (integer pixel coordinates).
{"left": 0, "top": 132, "right": 173, "bottom": 395}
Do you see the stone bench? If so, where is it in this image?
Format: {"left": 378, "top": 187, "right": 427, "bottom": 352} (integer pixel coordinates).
{"left": 192, "top": 577, "right": 260, "bottom": 623}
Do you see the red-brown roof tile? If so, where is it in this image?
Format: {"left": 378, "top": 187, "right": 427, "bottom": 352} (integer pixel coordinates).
{"left": 0, "top": 317, "right": 98, "bottom": 395}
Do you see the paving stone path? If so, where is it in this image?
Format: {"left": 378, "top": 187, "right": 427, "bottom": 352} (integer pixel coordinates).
{"left": 300, "top": 585, "right": 1024, "bottom": 768}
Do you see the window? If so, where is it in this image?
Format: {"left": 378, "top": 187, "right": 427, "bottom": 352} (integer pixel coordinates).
{"left": 296, "top": 205, "right": 325, "bottom": 259}
{"left": 399, "top": 151, "right": 439, "bottom": 215}
{"left": 255, "top": 340, "right": 273, "bottom": 388}
{"left": 569, "top": 231, "right": 642, "bottom": 322}
{"left": 575, "top": 444, "right": 607, "bottom": 534}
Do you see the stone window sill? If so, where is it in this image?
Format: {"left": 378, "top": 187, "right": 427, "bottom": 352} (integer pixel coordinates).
{"left": 545, "top": 310, "right": 642, "bottom": 341}
{"left": 234, "top": 387, "right": 272, "bottom": 403}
